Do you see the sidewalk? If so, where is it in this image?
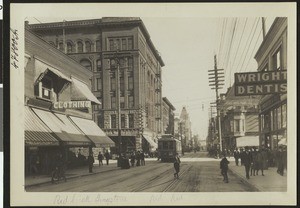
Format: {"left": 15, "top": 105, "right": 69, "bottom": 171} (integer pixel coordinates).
{"left": 228, "top": 162, "right": 287, "bottom": 192}
{"left": 25, "top": 160, "right": 119, "bottom": 188}
{"left": 25, "top": 158, "right": 159, "bottom": 188}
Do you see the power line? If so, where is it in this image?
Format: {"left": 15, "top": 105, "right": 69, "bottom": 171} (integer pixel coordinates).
{"left": 230, "top": 17, "right": 248, "bottom": 82}
{"left": 235, "top": 18, "right": 259, "bottom": 73}
{"left": 218, "top": 18, "right": 227, "bottom": 66}
{"left": 244, "top": 29, "right": 263, "bottom": 72}
{"left": 223, "top": 18, "right": 238, "bottom": 86}
{"left": 240, "top": 18, "right": 260, "bottom": 72}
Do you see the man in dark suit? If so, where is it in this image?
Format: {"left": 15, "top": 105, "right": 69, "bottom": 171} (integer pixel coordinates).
{"left": 243, "top": 146, "right": 252, "bottom": 179}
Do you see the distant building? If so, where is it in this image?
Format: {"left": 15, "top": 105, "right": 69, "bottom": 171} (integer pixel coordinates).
{"left": 219, "top": 86, "right": 260, "bottom": 150}
{"left": 162, "top": 97, "right": 176, "bottom": 135}
{"left": 179, "top": 107, "right": 192, "bottom": 151}
{"left": 254, "top": 17, "right": 287, "bottom": 150}
{"left": 27, "top": 17, "right": 165, "bottom": 153}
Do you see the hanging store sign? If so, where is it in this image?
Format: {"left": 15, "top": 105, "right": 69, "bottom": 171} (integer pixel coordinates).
{"left": 53, "top": 101, "right": 91, "bottom": 109}
{"left": 234, "top": 71, "right": 287, "bottom": 96}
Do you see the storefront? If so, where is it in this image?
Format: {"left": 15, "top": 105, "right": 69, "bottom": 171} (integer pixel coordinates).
{"left": 259, "top": 94, "right": 287, "bottom": 150}
{"left": 25, "top": 29, "right": 114, "bottom": 175}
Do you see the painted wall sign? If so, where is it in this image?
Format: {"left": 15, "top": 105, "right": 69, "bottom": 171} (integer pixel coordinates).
{"left": 53, "top": 101, "right": 91, "bottom": 109}
{"left": 234, "top": 71, "right": 287, "bottom": 96}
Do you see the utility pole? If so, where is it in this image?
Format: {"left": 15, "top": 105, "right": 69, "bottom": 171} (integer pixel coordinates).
{"left": 179, "top": 122, "right": 184, "bottom": 156}
{"left": 208, "top": 55, "right": 224, "bottom": 154}
{"left": 261, "top": 17, "right": 266, "bottom": 39}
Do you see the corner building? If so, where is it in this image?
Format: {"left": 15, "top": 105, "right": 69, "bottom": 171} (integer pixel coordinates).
{"left": 254, "top": 17, "right": 287, "bottom": 150}
{"left": 28, "top": 17, "right": 165, "bottom": 153}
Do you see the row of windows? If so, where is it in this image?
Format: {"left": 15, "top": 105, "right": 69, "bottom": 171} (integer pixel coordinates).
{"left": 51, "top": 40, "right": 101, "bottom": 53}
{"left": 111, "top": 95, "right": 134, "bottom": 109}
{"left": 110, "top": 114, "right": 134, "bottom": 129}
{"left": 261, "top": 47, "right": 285, "bottom": 71}
{"left": 261, "top": 103, "right": 287, "bottom": 131}
{"left": 109, "top": 37, "right": 133, "bottom": 51}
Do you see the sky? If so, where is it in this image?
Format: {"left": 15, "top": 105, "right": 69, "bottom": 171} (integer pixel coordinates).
{"left": 27, "top": 14, "right": 276, "bottom": 140}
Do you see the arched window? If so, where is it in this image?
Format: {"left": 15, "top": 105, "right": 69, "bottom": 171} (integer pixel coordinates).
{"left": 67, "top": 42, "right": 73, "bottom": 53}
{"left": 85, "top": 41, "right": 92, "bottom": 52}
{"left": 77, "top": 41, "right": 83, "bottom": 53}
{"left": 96, "top": 40, "right": 101, "bottom": 52}
{"left": 80, "top": 59, "right": 92, "bottom": 71}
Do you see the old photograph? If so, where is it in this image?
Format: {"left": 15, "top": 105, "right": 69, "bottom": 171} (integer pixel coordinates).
{"left": 10, "top": 3, "right": 296, "bottom": 206}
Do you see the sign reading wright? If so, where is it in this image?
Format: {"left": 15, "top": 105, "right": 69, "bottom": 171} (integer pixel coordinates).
{"left": 234, "top": 71, "right": 287, "bottom": 96}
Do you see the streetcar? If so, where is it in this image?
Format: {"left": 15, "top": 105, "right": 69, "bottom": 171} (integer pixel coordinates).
{"left": 157, "top": 134, "right": 182, "bottom": 162}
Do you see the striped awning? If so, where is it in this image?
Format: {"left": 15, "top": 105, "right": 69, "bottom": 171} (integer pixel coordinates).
{"left": 142, "top": 134, "right": 158, "bottom": 149}
{"left": 34, "top": 59, "right": 72, "bottom": 84}
{"left": 24, "top": 106, "right": 59, "bottom": 146}
{"left": 32, "top": 108, "right": 91, "bottom": 146}
{"left": 69, "top": 116, "right": 115, "bottom": 148}
{"left": 71, "top": 77, "right": 101, "bottom": 105}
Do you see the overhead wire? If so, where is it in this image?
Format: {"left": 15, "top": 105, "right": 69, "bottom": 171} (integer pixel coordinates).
{"left": 235, "top": 18, "right": 259, "bottom": 73}
{"left": 239, "top": 18, "right": 260, "bottom": 72}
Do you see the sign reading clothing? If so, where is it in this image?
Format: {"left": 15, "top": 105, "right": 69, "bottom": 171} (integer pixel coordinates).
{"left": 235, "top": 71, "right": 287, "bottom": 96}
{"left": 53, "top": 101, "right": 91, "bottom": 109}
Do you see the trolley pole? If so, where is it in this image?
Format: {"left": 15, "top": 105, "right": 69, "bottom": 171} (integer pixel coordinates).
{"left": 208, "top": 55, "right": 224, "bottom": 154}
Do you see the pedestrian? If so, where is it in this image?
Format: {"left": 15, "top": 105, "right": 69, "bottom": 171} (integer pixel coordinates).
{"left": 233, "top": 149, "right": 240, "bottom": 166}
{"left": 130, "top": 152, "right": 135, "bottom": 167}
{"left": 220, "top": 154, "right": 229, "bottom": 183}
{"left": 104, "top": 150, "right": 110, "bottom": 165}
{"left": 88, "top": 152, "right": 94, "bottom": 173}
{"left": 173, "top": 153, "right": 181, "bottom": 179}
{"left": 240, "top": 148, "right": 245, "bottom": 166}
{"left": 250, "top": 148, "right": 257, "bottom": 176}
{"left": 140, "top": 151, "right": 145, "bottom": 166}
{"left": 136, "top": 151, "right": 141, "bottom": 166}
{"left": 98, "top": 152, "right": 103, "bottom": 166}
{"left": 255, "top": 149, "right": 264, "bottom": 176}
{"left": 243, "top": 147, "right": 252, "bottom": 179}
{"left": 277, "top": 146, "right": 285, "bottom": 176}
{"left": 261, "top": 148, "right": 268, "bottom": 170}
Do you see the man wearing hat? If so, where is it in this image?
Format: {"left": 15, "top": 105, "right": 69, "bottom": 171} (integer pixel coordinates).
{"left": 220, "top": 153, "right": 230, "bottom": 183}
{"left": 243, "top": 146, "right": 252, "bottom": 179}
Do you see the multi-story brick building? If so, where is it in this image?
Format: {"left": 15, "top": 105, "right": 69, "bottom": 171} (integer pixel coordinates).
{"left": 254, "top": 17, "right": 287, "bottom": 150}
{"left": 27, "top": 17, "right": 164, "bottom": 153}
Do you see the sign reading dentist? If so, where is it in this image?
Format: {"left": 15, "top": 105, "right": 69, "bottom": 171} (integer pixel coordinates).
{"left": 53, "top": 100, "right": 91, "bottom": 109}
{"left": 234, "top": 70, "right": 287, "bottom": 96}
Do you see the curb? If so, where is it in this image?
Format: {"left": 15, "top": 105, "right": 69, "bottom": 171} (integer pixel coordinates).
{"left": 25, "top": 167, "right": 120, "bottom": 189}
{"left": 228, "top": 167, "right": 261, "bottom": 192}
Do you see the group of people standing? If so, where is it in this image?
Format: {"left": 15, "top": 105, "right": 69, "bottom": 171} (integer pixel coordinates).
{"left": 233, "top": 146, "right": 287, "bottom": 179}
{"left": 129, "top": 151, "right": 146, "bottom": 167}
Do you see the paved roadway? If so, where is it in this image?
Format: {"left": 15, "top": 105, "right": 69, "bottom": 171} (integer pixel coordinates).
{"left": 27, "top": 152, "right": 256, "bottom": 192}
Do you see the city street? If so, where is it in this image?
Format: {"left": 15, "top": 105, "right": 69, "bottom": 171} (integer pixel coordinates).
{"left": 26, "top": 152, "right": 256, "bottom": 192}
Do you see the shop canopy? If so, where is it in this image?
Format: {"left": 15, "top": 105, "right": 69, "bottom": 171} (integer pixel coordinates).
{"left": 236, "top": 136, "right": 259, "bottom": 148}
{"left": 69, "top": 116, "right": 115, "bottom": 148}
{"left": 142, "top": 134, "right": 158, "bottom": 149}
{"left": 24, "top": 106, "right": 59, "bottom": 146}
{"left": 34, "top": 59, "right": 72, "bottom": 84}
{"left": 32, "top": 108, "right": 91, "bottom": 146}
{"left": 71, "top": 77, "right": 101, "bottom": 105}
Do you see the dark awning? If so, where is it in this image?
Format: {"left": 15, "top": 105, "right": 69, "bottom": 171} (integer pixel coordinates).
{"left": 32, "top": 108, "right": 91, "bottom": 146}
{"left": 25, "top": 106, "right": 59, "bottom": 146}
{"left": 69, "top": 116, "right": 115, "bottom": 148}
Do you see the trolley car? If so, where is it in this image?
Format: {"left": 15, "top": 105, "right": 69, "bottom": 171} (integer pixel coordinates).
{"left": 158, "top": 134, "right": 182, "bottom": 162}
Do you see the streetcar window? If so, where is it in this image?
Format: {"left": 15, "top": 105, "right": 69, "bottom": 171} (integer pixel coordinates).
{"left": 168, "top": 141, "right": 174, "bottom": 149}
{"left": 163, "top": 142, "right": 168, "bottom": 149}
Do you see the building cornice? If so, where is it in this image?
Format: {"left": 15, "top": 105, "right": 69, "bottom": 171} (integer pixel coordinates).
{"left": 254, "top": 17, "right": 287, "bottom": 61}
{"left": 27, "top": 17, "right": 165, "bottom": 67}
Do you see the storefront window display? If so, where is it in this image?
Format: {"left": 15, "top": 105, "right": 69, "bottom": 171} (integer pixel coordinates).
{"left": 282, "top": 103, "right": 287, "bottom": 128}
